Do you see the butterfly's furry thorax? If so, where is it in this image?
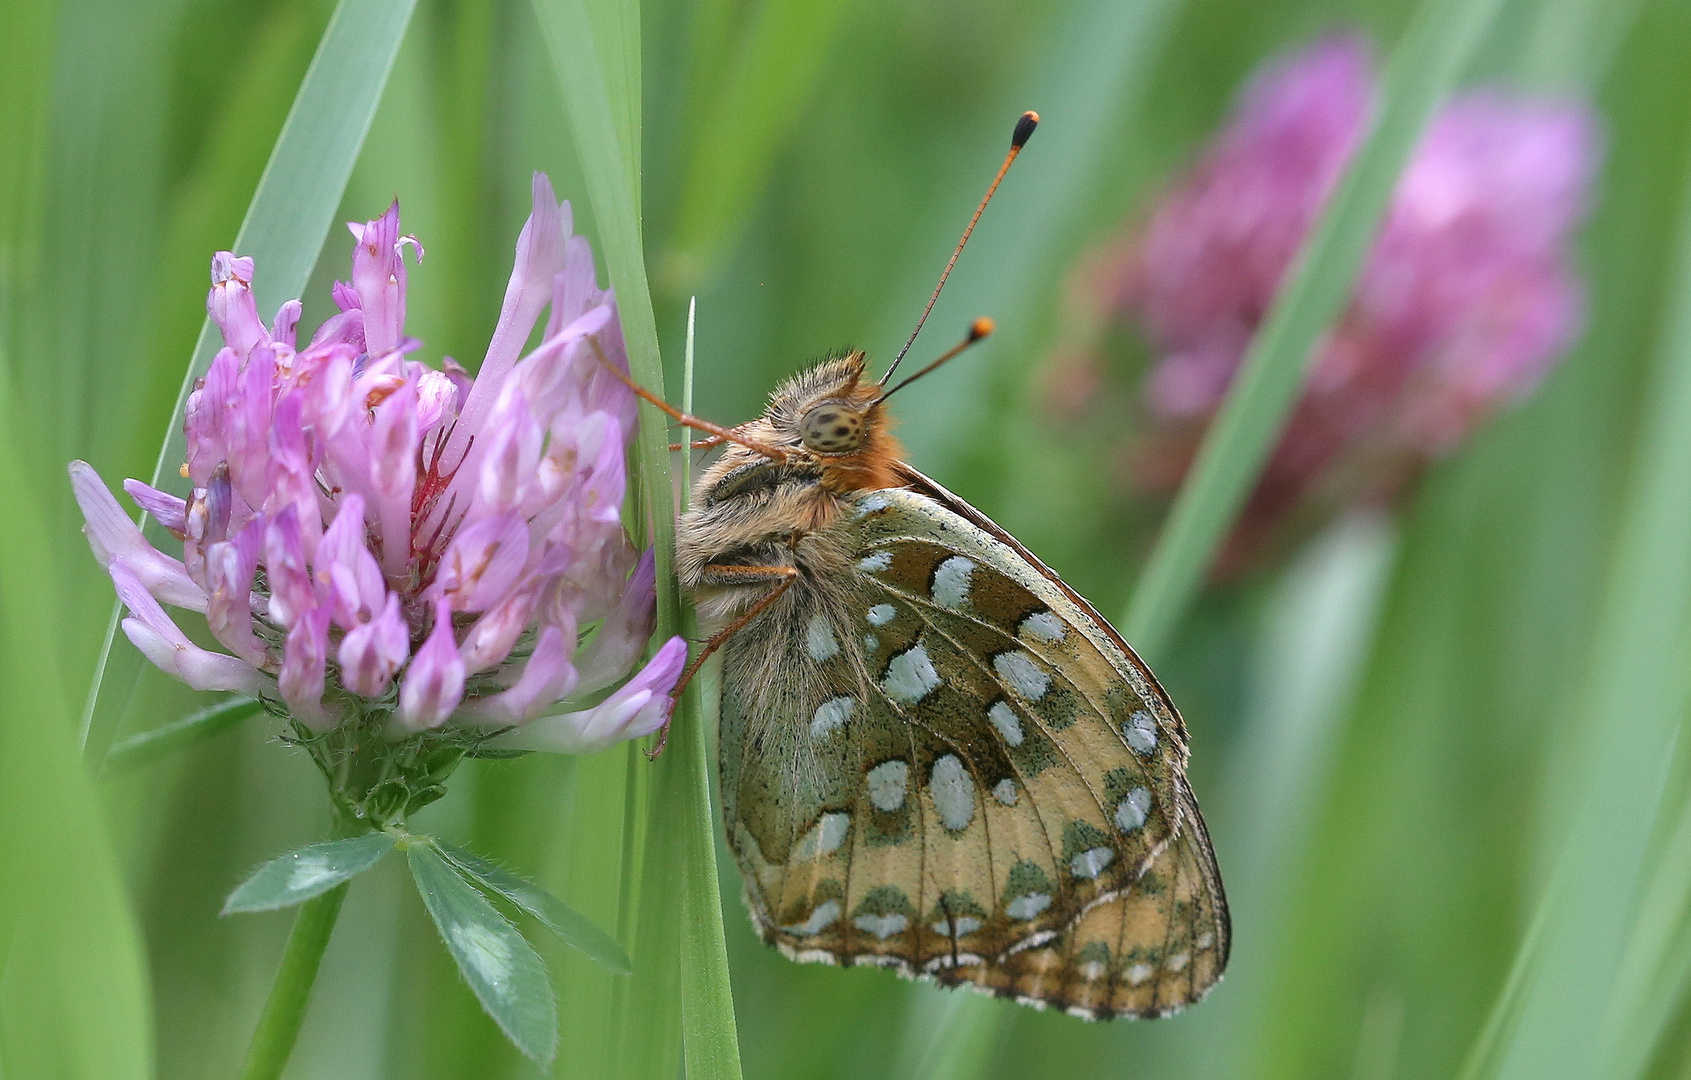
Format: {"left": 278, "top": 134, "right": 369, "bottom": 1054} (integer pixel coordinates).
{"left": 677, "top": 351, "right": 902, "bottom": 631}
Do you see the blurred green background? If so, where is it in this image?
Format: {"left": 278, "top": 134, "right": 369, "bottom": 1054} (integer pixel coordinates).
{"left": 5, "top": 0, "right": 1691, "bottom": 1077}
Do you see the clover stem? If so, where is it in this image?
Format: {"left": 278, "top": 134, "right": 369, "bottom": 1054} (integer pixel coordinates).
{"left": 236, "top": 882, "right": 351, "bottom": 1080}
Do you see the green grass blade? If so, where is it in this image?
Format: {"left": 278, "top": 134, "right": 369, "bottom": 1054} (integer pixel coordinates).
{"left": 1599, "top": 664, "right": 1691, "bottom": 1080}
{"left": 531, "top": 2, "right": 742, "bottom": 1077}
{"left": 530, "top": 1, "right": 682, "bottom": 1072}
{"left": 78, "top": 0, "right": 419, "bottom": 768}
{"left": 1462, "top": 113, "right": 1691, "bottom": 1080}
{"left": 1518, "top": 0, "right": 1646, "bottom": 91}
{"left": 528, "top": 0, "right": 668, "bottom": 598}
{"left": 893, "top": 990, "right": 1002, "bottom": 1080}
{"left": 673, "top": 298, "right": 744, "bottom": 1079}
{"left": 889, "top": 0, "right": 1187, "bottom": 1070}
{"left": 680, "top": 296, "right": 695, "bottom": 484}
{"left": 1188, "top": 514, "right": 1399, "bottom": 1076}
{"left": 0, "top": 4, "right": 153, "bottom": 1068}
{"left": 0, "top": 368, "right": 153, "bottom": 1078}
{"left": 1121, "top": 0, "right": 1509, "bottom": 658}
{"left": 1225, "top": 9, "right": 1676, "bottom": 1078}
{"left": 661, "top": 0, "right": 853, "bottom": 290}
{"left": 890, "top": 0, "right": 1182, "bottom": 475}
{"left": 100, "top": 695, "right": 261, "bottom": 775}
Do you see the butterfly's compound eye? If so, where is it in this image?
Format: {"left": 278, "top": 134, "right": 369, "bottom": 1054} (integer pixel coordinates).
{"left": 800, "top": 403, "right": 864, "bottom": 454}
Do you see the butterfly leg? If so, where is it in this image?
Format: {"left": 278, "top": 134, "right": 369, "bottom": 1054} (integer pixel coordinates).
{"left": 647, "top": 564, "right": 800, "bottom": 759}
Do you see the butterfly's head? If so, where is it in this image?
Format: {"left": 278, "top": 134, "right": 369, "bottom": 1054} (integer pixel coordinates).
{"left": 797, "top": 398, "right": 867, "bottom": 455}
{"left": 760, "top": 351, "right": 904, "bottom": 491}
{"left": 680, "top": 352, "right": 901, "bottom": 586}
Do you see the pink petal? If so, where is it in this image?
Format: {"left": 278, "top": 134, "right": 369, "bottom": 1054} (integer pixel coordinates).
{"left": 351, "top": 201, "right": 408, "bottom": 358}
{"left": 461, "top": 625, "right": 579, "bottom": 724}
{"left": 279, "top": 604, "right": 335, "bottom": 730}
{"left": 110, "top": 561, "right": 265, "bottom": 695}
{"left": 493, "top": 636, "right": 685, "bottom": 754}
{"left": 205, "top": 518, "right": 268, "bottom": 667}
{"left": 123, "top": 479, "right": 187, "bottom": 535}
{"left": 69, "top": 461, "right": 207, "bottom": 612}
{"left": 397, "top": 598, "right": 467, "bottom": 730}
{"left": 460, "top": 588, "right": 538, "bottom": 673}
{"left": 338, "top": 593, "right": 410, "bottom": 698}
{"left": 435, "top": 510, "right": 530, "bottom": 613}
{"left": 570, "top": 548, "right": 657, "bottom": 696}
{"left": 443, "top": 173, "right": 570, "bottom": 468}
{"left": 207, "top": 252, "right": 268, "bottom": 358}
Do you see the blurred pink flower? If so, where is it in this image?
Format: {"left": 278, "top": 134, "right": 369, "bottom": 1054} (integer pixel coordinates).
{"left": 1080, "top": 35, "right": 1598, "bottom": 571}
{"left": 72, "top": 174, "right": 681, "bottom": 750}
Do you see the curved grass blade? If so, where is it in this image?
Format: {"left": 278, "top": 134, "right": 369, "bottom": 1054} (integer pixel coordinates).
{"left": 889, "top": 0, "right": 1182, "bottom": 472}
{"left": 1121, "top": 0, "right": 1509, "bottom": 658}
{"left": 532, "top": 2, "right": 743, "bottom": 1077}
{"left": 408, "top": 841, "right": 559, "bottom": 1066}
{"left": 1189, "top": 515, "right": 1399, "bottom": 1075}
{"left": 100, "top": 695, "right": 261, "bottom": 776}
{"left": 892, "top": 989, "right": 1002, "bottom": 1080}
{"left": 672, "top": 297, "right": 745, "bottom": 1079}
{"left": 223, "top": 833, "right": 397, "bottom": 914}
{"left": 673, "top": 623, "right": 741, "bottom": 1080}
{"left": 436, "top": 841, "right": 632, "bottom": 975}
{"left": 906, "top": 0, "right": 1509, "bottom": 1075}
{"left": 78, "top": 0, "right": 419, "bottom": 768}
{"left": 1599, "top": 668, "right": 1691, "bottom": 1080}
{"left": 1459, "top": 116, "right": 1691, "bottom": 1080}
{"left": 889, "top": 0, "right": 1186, "bottom": 1065}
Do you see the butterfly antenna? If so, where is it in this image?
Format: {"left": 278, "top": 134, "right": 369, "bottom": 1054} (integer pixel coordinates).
{"left": 878, "top": 317, "right": 995, "bottom": 402}
{"left": 879, "top": 110, "right": 1039, "bottom": 387}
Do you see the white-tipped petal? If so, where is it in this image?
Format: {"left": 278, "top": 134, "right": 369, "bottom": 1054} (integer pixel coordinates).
{"left": 492, "top": 636, "right": 684, "bottom": 754}
{"left": 111, "top": 562, "right": 266, "bottom": 695}
{"left": 70, "top": 461, "right": 207, "bottom": 612}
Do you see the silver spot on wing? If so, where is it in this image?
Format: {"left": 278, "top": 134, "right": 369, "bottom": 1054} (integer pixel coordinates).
{"left": 805, "top": 614, "right": 839, "bottom": 661}
{"left": 932, "top": 555, "right": 975, "bottom": 610}
{"left": 866, "top": 760, "right": 909, "bottom": 811}
{"left": 783, "top": 899, "right": 841, "bottom": 936}
{"left": 810, "top": 697, "right": 854, "bottom": 738}
{"left": 883, "top": 642, "right": 940, "bottom": 703}
{"left": 1018, "top": 611, "right": 1066, "bottom": 643}
{"left": 993, "top": 650, "right": 1050, "bottom": 701}
{"left": 987, "top": 700, "right": 1024, "bottom": 746}
{"left": 929, "top": 754, "right": 975, "bottom": 830}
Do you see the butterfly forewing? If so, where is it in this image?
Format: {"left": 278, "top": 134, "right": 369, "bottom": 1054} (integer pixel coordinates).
{"left": 718, "top": 477, "right": 1226, "bottom": 1015}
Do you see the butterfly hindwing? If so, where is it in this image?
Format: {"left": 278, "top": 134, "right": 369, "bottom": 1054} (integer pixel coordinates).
{"left": 718, "top": 477, "right": 1226, "bottom": 1014}
{"left": 982, "top": 781, "right": 1230, "bottom": 1017}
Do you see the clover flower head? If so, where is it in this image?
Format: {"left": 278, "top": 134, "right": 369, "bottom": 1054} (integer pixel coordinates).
{"left": 1066, "top": 34, "right": 1599, "bottom": 572}
{"left": 72, "top": 174, "right": 684, "bottom": 779}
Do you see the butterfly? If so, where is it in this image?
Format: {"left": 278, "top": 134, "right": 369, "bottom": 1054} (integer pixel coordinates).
{"left": 650, "top": 112, "right": 1228, "bottom": 1018}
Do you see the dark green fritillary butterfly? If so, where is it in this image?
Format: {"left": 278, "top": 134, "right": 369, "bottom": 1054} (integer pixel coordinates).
{"left": 662, "top": 113, "right": 1227, "bottom": 1019}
